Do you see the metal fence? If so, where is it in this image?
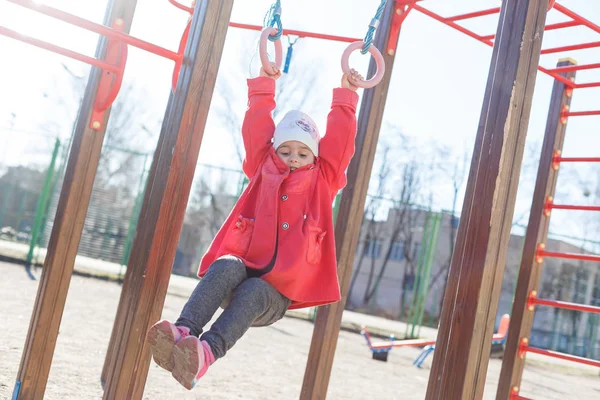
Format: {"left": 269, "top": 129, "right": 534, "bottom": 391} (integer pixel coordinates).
{"left": 0, "top": 127, "right": 247, "bottom": 270}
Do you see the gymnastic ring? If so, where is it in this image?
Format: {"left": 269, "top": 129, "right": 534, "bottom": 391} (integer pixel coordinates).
{"left": 259, "top": 27, "right": 283, "bottom": 75}
{"left": 341, "top": 41, "right": 385, "bottom": 89}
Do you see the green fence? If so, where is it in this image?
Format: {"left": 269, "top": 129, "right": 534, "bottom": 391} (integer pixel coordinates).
{"left": 0, "top": 129, "right": 61, "bottom": 252}
{"left": 0, "top": 127, "right": 248, "bottom": 273}
{"left": 38, "top": 144, "right": 149, "bottom": 265}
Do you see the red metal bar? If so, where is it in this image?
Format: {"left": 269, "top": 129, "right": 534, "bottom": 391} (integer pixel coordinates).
{"left": 510, "top": 392, "right": 532, "bottom": 400}
{"left": 397, "top": 0, "right": 422, "bottom": 4}
{"left": 8, "top": 0, "right": 181, "bottom": 61}
{"left": 541, "top": 41, "right": 600, "bottom": 55}
{"left": 386, "top": 4, "right": 413, "bottom": 56}
{"left": 228, "top": 22, "right": 361, "bottom": 43}
{"left": 532, "top": 297, "right": 600, "bottom": 314}
{"left": 554, "top": 157, "right": 600, "bottom": 163}
{"left": 564, "top": 110, "right": 600, "bottom": 117}
{"left": 523, "top": 345, "right": 600, "bottom": 368}
{"left": 575, "top": 81, "right": 600, "bottom": 89}
{"left": 0, "top": 25, "right": 119, "bottom": 73}
{"left": 548, "top": 62, "right": 600, "bottom": 73}
{"left": 371, "top": 338, "right": 437, "bottom": 349}
{"left": 548, "top": 204, "right": 600, "bottom": 212}
{"left": 546, "top": 19, "right": 581, "bottom": 31}
{"left": 411, "top": 4, "right": 588, "bottom": 88}
{"left": 554, "top": 3, "right": 600, "bottom": 35}
{"left": 480, "top": 20, "right": 581, "bottom": 42}
{"left": 168, "top": 0, "right": 193, "bottom": 14}
{"left": 412, "top": 4, "right": 493, "bottom": 46}
{"left": 538, "top": 249, "right": 600, "bottom": 263}
{"left": 445, "top": 7, "right": 500, "bottom": 22}
{"left": 538, "top": 66, "right": 576, "bottom": 87}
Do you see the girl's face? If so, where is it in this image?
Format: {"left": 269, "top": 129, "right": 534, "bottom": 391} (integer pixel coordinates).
{"left": 276, "top": 141, "right": 315, "bottom": 171}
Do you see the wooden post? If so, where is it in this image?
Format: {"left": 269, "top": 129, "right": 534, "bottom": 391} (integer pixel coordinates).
{"left": 101, "top": 1, "right": 233, "bottom": 398}
{"left": 425, "top": 1, "right": 550, "bottom": 399}
{"left": 12, "top": 1, "right": 137, "bottom": 399}
{"left": 496, "top": 58, "right": 577, "bottom": 400}
{"left": 300, "top": 2, "right": 404, "bottom": 399}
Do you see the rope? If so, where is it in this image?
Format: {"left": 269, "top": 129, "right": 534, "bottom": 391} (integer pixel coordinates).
{"left": 263, "top": 0, "right": 283, "bottom": 42}
{"left": 362, "top": 0, "right": 387, "bottom": 54}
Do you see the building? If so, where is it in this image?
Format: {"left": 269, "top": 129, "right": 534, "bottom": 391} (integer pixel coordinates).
{"left": 348, "top": 205, "right": 600, "bottom": 359}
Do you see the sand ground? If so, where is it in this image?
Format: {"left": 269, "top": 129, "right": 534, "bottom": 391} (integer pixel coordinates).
{"left": 1, "top": 261, "right": 598, "bottom": 399}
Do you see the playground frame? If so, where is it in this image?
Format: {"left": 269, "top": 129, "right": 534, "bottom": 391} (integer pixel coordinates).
{"left": 2, "top": 0, "right": 599, "bottom": 399}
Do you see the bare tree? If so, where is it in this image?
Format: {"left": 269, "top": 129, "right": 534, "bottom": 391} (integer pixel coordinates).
{"left": 357, "top": 145, "right": 392, "bottom": 304}
{"left": 41, "top": 63, "right": 157, "bottom": 197}
{"left": 428, "top": 149, "right": 469, "bottom": 319}
{"left": 363, "top": 159, "right": 421, "bottom": 311}
{"left": 97, "top": 82, "right": 157, "bottom": 191}
{"left": 346, "top": 194, "right": 383, "bottom": 308}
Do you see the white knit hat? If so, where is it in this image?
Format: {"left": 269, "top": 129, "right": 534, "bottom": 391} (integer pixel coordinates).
{"left": 273, "top": 110, "right": 320, "bottom": 157}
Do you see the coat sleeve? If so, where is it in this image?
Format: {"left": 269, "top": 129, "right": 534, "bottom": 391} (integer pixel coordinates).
{"left": 241, "top": 77, "right": 277, "bottom": 178}
{"left": 319, "top": 88, "right": 359, "bottom": 193}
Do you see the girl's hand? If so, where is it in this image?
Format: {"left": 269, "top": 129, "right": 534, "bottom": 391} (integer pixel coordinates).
{"left": 260, "top": 62, "right": 281, "bottom": 80}
{"left": 342, "top": 68, "right": 363, "bottom": 91}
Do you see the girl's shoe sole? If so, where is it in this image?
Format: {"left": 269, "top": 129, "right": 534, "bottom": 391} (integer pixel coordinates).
{"left": 147, "top": 320, "right": 178, "bottom": 372}
{"left": 172, "top": 336, "right": 204, "bottom": 390}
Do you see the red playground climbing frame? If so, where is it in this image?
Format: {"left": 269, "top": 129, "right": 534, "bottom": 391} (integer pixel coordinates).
{"left": 3, "top": 1, "right": 599, "bottom": 122}
{"left": 1, "top": 1, "right": 599, "bottom": 400}
{"left": 390, "top": 2, "right": 600, "bottom": 399}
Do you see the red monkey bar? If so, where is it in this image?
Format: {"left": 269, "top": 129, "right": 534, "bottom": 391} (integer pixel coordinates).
{"left": 228, "top": 22, "right": 360, "bottom": 44}
{"left": 519, "top": 340, "right": 600, "bottom": 368}
{"left": 1, "top": 0, "right": 193, "bottom": 128}
{"left": 6, "top": 0, "right": 181, "bottom": 61}
{"left": 551, "top": 150, "right": 600, "bottom": 170}
{"left": 563, "top": 110, "right": 600, "bottom": 117}
{"left": 0, "top": 25, "right": 121, "bottom": 73}
{"left": 536, "top": 243, "right": 600, "bottom": 263}
{"left": 410, "top": 2, "right": 600, "bottom": 90}
{"left": 528, "top": 291, "right": 600, "bottom": 314}
{"left": 543, "top": 196, "right": 600, "bottom": 216}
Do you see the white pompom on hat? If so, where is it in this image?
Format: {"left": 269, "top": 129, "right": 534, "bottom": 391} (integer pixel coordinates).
{"left": 273, "top": 110, "right": 320, "bottom": 157}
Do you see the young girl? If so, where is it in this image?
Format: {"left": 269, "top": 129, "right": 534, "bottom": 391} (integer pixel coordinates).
{"left": 147, "top": 62, "right": 363, "bottom": 390}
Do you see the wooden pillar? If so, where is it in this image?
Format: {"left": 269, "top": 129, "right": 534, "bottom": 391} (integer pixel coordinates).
{"left": 425, "top": 1, "right": 550, "bottom": 399}
{"left": 101, "top": 1, "right": 233, "bottom": 398}
{"left": 496, "top": 58, "right": 577, "bottom": 400}
{"left": 12, "top": 1, "right": 137, "bottom": 399}
{"left": 300, "top": 2, "right": 405, "bottom": 399}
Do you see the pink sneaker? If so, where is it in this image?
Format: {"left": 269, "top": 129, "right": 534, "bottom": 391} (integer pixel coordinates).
{"left": 171, "top": 337, "right": 215, "bottom": 390}
{"left": 147, "top": 320, "right": 190, "bottom": 372}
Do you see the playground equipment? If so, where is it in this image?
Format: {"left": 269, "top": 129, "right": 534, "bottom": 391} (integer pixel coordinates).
{"left": 494, "top": 56, "right": 600, "bottom": 399}
{"left": 2, "top": 0, "right": 388, "bottom": 398}
{"left": 2, "top": 0, "right": 599, "bottom": 399}
{"left": 413, "top": 314, "right": 509, "bottom": 368}
{"left": 255, "top": 0, "right": 386, "bottom": 87}
{"left": 360, "top": 314, "right": 510, "bottom": 365}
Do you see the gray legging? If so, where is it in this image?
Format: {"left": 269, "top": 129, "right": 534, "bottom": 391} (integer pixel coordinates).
{"left": 176, "top": 255, "right": 291, "bottom": 360}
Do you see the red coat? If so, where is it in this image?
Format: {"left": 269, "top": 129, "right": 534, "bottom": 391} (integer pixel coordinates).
{"left": 198, "top": 77, "right": 358, "bottom": 309}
